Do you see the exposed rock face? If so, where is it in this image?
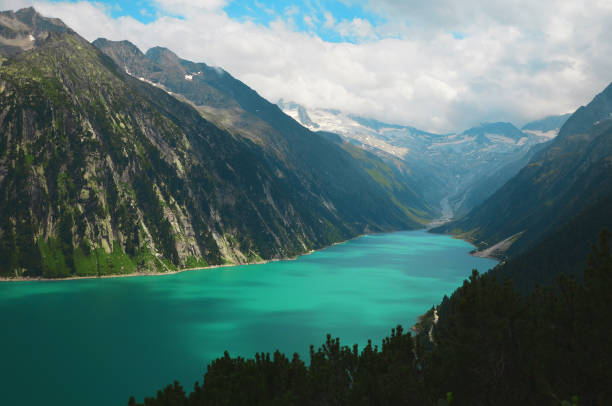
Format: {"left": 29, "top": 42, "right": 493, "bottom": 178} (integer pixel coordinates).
{"left": 0, "top": 9, "right": 433, "bottom": 278}
{"left": 0, "top": 7, "right": 70, "bottom": 56}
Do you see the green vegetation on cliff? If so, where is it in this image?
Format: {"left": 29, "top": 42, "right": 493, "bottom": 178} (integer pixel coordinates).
{"left": 0, "top": 9, "right": 433, "bottom": 278}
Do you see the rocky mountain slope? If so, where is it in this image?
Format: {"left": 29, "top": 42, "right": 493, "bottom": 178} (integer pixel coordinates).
{"left": 93, "top": 38, "right": 434, "bottom": 224}
{"left": 0, "top": 8, "right": 433, "bottom": 278}
{"left": 435, "top": 82, "right": 612, "bottom": 259}
{"left": 0, "top": 7, "right": 70, "bottom": 57}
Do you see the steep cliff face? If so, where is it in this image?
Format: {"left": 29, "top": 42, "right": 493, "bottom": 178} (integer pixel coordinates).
{"left": 0, "top": 9, "right": 432, "bottom": 278}
{"left": 93, "top": 38, "right": 434, "bottom": 223}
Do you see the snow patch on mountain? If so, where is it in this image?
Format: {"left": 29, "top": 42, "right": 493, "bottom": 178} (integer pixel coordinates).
{"left": 277, "top": 100, "right": 560, "bottom": 215}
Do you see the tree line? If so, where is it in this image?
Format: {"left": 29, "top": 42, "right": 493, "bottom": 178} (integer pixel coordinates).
{"left": 129, "top": 230, "right": 612, "bottom": 405}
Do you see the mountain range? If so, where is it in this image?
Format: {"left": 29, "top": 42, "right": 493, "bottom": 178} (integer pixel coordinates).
{"left": 435, "top": 82, "right": 612, "bottom": 290}
{"left": 0, "top": 8, "right": 433, "bottom": 278}
{"left": 278, "top": 79, "right": 612, "bottom": 294}
{"left": 1, "top": 6, "right": 609, "bottom": 296}
{"left": 278, "top": 101, "right": 569, "bottom": 216}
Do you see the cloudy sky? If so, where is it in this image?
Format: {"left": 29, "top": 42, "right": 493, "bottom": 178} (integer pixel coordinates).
{"left": 4, "top": 0, "right": 612, "bottom": 132}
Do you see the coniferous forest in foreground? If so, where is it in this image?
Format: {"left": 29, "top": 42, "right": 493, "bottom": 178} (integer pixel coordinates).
{"left": 129, "top": 230, "right": 612, "bottom": 406}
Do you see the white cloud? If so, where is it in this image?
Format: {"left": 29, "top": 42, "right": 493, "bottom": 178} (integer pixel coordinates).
{"left": 335, "top": 18, "right": 377, "bottom": 40}
{"left": 284, "top": 5, "right": 299, "bottom": 17}
{"left": 1, "top": 0, "right": 34, "bottom": 10}
{"left": 323, "top": 11, "right": 335, "bottom": 28}
{"left": 3, "top": 0, "right": 612, "bottom": 132}
{"left": 303, "top": 14, "right": 315, "bottom": 30}
{"left": 152, "top": 0, "right": 228, "bottom": 13}
{"left": 254, "top": 1, "right": 275, "bottom": 16}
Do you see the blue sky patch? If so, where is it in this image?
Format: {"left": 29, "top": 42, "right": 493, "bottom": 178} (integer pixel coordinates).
{"left": 224, "top": 0, "right": 385, "bottom": 42}
{"left": 47, "top": 0, "right": 159, "bottom": 23}
{"left": 56, "top": 0, "right": 386, "bottom": 42}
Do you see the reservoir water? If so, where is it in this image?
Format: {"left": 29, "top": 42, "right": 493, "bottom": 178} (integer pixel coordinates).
{"left": 0, "top": 230, "right": 497, "bottom": 406}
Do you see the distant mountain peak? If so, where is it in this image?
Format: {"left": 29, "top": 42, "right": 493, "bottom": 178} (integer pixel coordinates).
{"left": 93, "top": 38, "right": 166, "bottom": 80}
{"left": 13, "top": 6, "right": 68, "bottom": 29}
{"left": 93, "top": 38, "right": 143, "bottom": 55}
{"left": 0, "top": 7, "right": 71, "bottom": 57}
{"left": 521, "top": 113, "right": 571, "bottom": 140}
{"left": 462, "top": 122, "right": 524, "bottom": 138}
{"left": 347, "top": 115, "right": 409, "bottom": 131}
{"left": 277, "top": 99, "right": 319, "bottom": 129}
{"left": 146, "top": 46, "right": 182, "bottom": 67}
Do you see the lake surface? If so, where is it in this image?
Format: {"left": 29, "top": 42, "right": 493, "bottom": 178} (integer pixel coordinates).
{"left": 0, "top": 230, "right": 496, "bottom": 406}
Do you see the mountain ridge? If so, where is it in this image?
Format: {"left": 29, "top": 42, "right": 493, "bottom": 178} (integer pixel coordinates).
{"left": 434, "top": 81, "right": 612, "bottom": 262}
{"left": 0, "top": 8, "right": 432, "bottom": 278}
{"left": 522, "top": 113, "right": 571, "bottom": 137}
{"left": 278, "top": 100, "right": 561, "bottom": 215}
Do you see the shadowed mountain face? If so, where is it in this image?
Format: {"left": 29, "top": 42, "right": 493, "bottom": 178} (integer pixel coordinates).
{"left": 434, "top": 82, "right": 612, "bottom": 261}
{"left": 94, "top": 38, "right": 434, "bottom": 219}
{"left": 0, "top": 9, "right": 433, "bottom": 278}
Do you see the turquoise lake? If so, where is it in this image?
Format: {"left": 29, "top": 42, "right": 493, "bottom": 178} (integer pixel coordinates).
{"left": 0, "top": 230, "right": 497, "bottom": 406}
